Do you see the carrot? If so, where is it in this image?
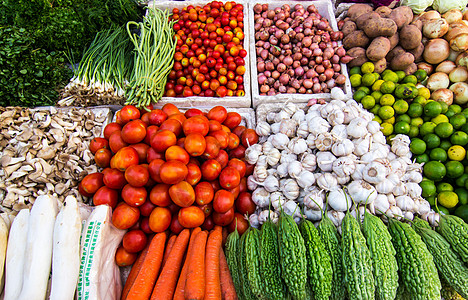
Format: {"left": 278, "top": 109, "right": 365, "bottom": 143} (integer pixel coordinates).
{"left": 121, "top": 237, "right": 151, "bottom": 300}
{"left": 184, "top": 230, "right": 208, "bottom": 300}
{"left": 124, "top": 232, "right": 167, "bottom": 300}
{"left": 173, "top": 227, "right": 202, "bottom": 300}
{"left": 162, "top": 234, "right": 177, "bottom": 268}
{"left": 219, "top": 248, "right": 238, "bottom": 300}
{"left": 204, "top": 226, "right": 223, "bottom": 300}
{"left": 150, "top": 229, "right": 190, "bottom": 300}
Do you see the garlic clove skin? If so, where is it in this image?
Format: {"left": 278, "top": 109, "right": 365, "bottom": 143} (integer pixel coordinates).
{"left": 316, "top": 173, "right": 338, "bottom": 191}
{"left": 373, "top": 194, "right": 390, "bottom": 215}
{"left": 256, "top": 121, "right": 271, "bottom": 136}
{"left": 249, "top": 213, "right": 260, "bottom": 228}
{"left": 252, "top": 187, "right": 270, "bottom": 208}
{"left": 327, "top": 189, "right": 352, "bottom": 211}
{"left": 303, "top": 207, "right": 323, "bottom": 221}
{"left": 327, "top": 210, "right": 345, "bottom": 227}
{"left": 347, "top": 180, "right": 377, "bottom": 204}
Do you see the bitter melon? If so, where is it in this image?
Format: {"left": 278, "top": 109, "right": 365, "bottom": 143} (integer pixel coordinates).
{"left": 244, "top": 227, "right": 265, "bottom": 299}
{"left": 437, "top": 214, "right": 468, "bottom": 265}
{"left": 238, "top": 229, "right": 258, "bottom": 300}
{"left": 225, "top": 229, "right": 243, "bottom": 299}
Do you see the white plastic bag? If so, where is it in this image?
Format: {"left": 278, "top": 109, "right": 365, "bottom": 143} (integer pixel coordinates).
{"left": 77, "top": 205, "right": 125, "bottom": 300}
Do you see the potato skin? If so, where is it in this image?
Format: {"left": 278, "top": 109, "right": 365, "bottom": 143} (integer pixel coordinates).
{"left": 342, "top": 21, "right": 357, "bottom": 37}
{"left": 409, "top": 43, "right": 424, "bottom": 62}
{"left": 390, "top": 52, "right": 415, "bottom": 71}
{"left": 399, "top": 24, "right": 422, "bottom": 50}
{"left": 343, "top": 30, "right": 370, "bottom": 49}
{"left": 363, "top": 18, "right": 398, "bottom": 38}
{"left": 356, "top": 12, "right": 380, "bottom": 30}
{"left": 347, "top": 4, "right": 374, "bottom": 22}
{"left": 404, "top": 63, "right": 417, "bottom": 75}
{"left": 366, "top": 37, "right": 391, "bottom": 61}
{"left": 389, "top": 6, "right": 413, "bottom": 29}
{"left": 347, "top": 47, "right": 368, "bottom": 67}
{"left": 386, "top": 46, "right": 406, "bottom": 62}
{"left": 375, "top": 6, "right": 392, "bottom": 18}
{"left": 373, "top": 58, "right": 387, "bottom": 73}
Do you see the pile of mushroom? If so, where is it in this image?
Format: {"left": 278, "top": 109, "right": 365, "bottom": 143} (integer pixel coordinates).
{"left": 0, "top": 106, "right": 111, "bottom": 212}
{"left": 247, "top": 87, "right": 438, "bottom": 230}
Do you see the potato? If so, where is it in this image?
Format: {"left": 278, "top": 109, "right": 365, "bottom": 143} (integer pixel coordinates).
{"left": 390, "top": 52, "right": 415, "bottom": 71}
{"left": 347, "top": 4, "right": 374, "bottom": 22}
{"left": 374, "top": 58, "right": 387, "bottom": 73}
{"left": 409, "top": 43, "right": 425, "bottom": 62}
{"left": 411, "top": 19, "right": 423, "bottom": 31}
{"left": 366, "top": 37, "right": 391, "bottom": 62}
{"left": 342, "top": 21, "right": 357, "bottom": 37}
{"left": 386, "top": 46, "right": 406, "bottom": 62}
{"left": 356, "top": 12, "right": 380, "bottom": 30}
{"left": 363, "top": 18, "right": 398, "bottom": 38}
{"left": 404, "top": 63, "right": 418, "bottom": 75}
{"left": 343, "top": 30, "right": 370, "bottom": 49}
{"left": 347, "top": 47, "right": 368, "bottom": 67}
{"left": 399, "top": 24, "right": 422, "bottom": 50}
{"left": 375, "top": 6, "right": 392, "bottom": 18}
{"left": 388, "top": 32, "right": 399, "bottom": 49}
{"left": 389, "top": 6, "right": 413, "bottom": 29}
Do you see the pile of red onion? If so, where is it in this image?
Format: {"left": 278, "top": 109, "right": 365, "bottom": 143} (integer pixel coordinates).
{"left": 254, "top": 3, "right": 352, "bottom": 95}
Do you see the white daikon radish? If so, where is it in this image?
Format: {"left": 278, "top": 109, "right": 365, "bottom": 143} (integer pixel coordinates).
{"left": 18, "top": 195, "right": 58, "bottom": 300}
{"left": 4, "top": 209, "right": 30, "bottom": 300}
{"left": 0, "top": 217, "right": 9, "bottom": 292}
{"left": 50, "top": 196, "right": 82, "bottom": 300}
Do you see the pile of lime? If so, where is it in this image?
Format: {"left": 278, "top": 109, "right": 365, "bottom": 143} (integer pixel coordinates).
{"left": 350, "top": 62, "right": 468, "bottom": 221}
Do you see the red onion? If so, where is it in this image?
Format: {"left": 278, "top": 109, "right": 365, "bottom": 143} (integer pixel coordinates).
{"left": 316, "top": 65, "right": 325, "bottom": 74}
{"left": 291, "top": 79, "right": 301, "bottom": 89}
{"left": 335, "top": 74, "right": 346, "bottom": 85}
{"left": 281, "top": 35, "right": 290, "bottom": 44}
{"left": 315, "top": 56, "right": 323, "bottom": 64}
{"left": 260, "top": 50, "right": 269, "bottom": 60}
{"left": 272, "top": 47, "right": 281, "bottom": 56}
{"left": 313, "top": 48, "right": 322, "bottom": 56}
{"left": 287, "top": 68, "right": 295, "bottom": 77}
{"left": 267, "top": 90, "right": 276, "bottom": 96}
{"left": 303, "top": 49, "right": 312, "bottom": 58}
{"left": 272, "top": 71, "right": 281, "bottom": 80}
{"left": 331, "top": 41, "right": 338, "bottom": 48}
{"left": 260, "top": 85, "right": 270, "bottom": 93}
{"left": 254, "top": 14, "right": 261, "bottom": 21}
{"left": 262, "top": 4, "right": 268, "bottom": 12}
{"left": 272, "top": 58, "right": 280, "bottom": 66}
{"left": 288, "top": 30, "right": 296, "bottom": 38}
{"left": 300, "top": 57, "right": 309, "bottom": 65}
{"left": 294, "top": 4, "right": 302, "bottom": 11}
{"left": 292, "top": 61, "right": 300, "bottom": 68}
{"left": 258, "top": 74, "right": 267, "bottom": 85}
{"left": 274, "top": 30, "right": 284, "bottom": 39}
{"left": 302, "top": 37, "right": 312, "bottom": 47}
{"left": 264, "top": 70, "right": 272, "bottom": 77}
{"left": 267, "top": 10, "right": 275, "bottom": 19}
{"left": 273, "top": 80, "right": 280, "bottom": 89}
{"left": 321, "top": 32, "right": 330, "bottom": 43}
{"left": 298, "top": 87, "right": 306, "bottom": 94}
{"left": 304, "top": 28, "right": 313, "bottom": 36}
{"left": 284, "top": 56, "right": 293, "bottom": 66}
{"left": 312, "top": 77, "right": 319, "bottom": 84}
{"left": 306, "top": 69, "right": 317, "bottom": 79}
{"left": 257, "top": 62, "right": 266, "bottom": 73}
{"left": 322, "top": 60, "right": 331, "bottom": 69}
{"left": 279, "top": 74, "right": 290, "bottom": 85}
{"left": 295, "top": 66, "right": 305, "bottom": 77}
{"left": 263, "top": 19, "right": 273, "bottom": 27}
{"left": 340, "top": 56, "right": 353, "bottom": 64}
{"left": 256, "top": 40, "right": 265, "bottom": 47}
{"left": 259, "top": 31, "right": 269, "bottom": 41}
{"left": 321, "top": 82, "right": 328, "bottom": 91}
{"left": 279, "top": 85, "right": 287, "bottom": 93}
{"left": 274, "top": 7, "right": 281, "bottom": 14}
{"left": 336, "top": 47, "right": 346, "bottom": 57}
{"left": 287, "top": 87, "right": 296, "bottom": 93}
{"left": 319, "top": 74, "right": 327, "bottom": 82}
{"left": 267, "top": 77, "right": 275, "bottom": 86}
{"left": 303, "top": 66, "right": 309, "bottom": 72}
{"left": 330, "top": 31, "right": 342, "bottom": 41}
{"left": 323, "top": 48, "right": 334, "bottom": 60}
{"left": 296, "top": 33, "right": 304, "bottom": 41}
{"left": 304, "top": 79, "right": 313, "bottom": 89}
{"left": 324, "top": 68, "right": 334, "bottom": 80}
{"left": 331, "top": 55, "right": 340, "bottom": 64}
{"left": 319, "top": 42, "right": 327, "bottom": 50}
{"left": 256, "top": 17, "right": 264, "bottom": 24}
{"left": 313, "top": 83, "right": 321, "bottom": 93}
{"left": 333, "top": 64, "right": 341, "bottom": 72}
{"left": 265, "top": 62, "right": 275, "bottom": 71}
{"left": 254, "top": 4, "right": 262, "bottom": 14}
{"left": 277, "top": 63, "right": 287, "bottom": 73}
{"left": 282, "top": 4, "right": 290, "bottom": 11}
{"left": 277, "top": 12, "right": 286, "bottom": 20}
{"left": 308, "top": 60, "right": 316, "bottom": 68}
{"left": 254, "top": 23, "right": 262, "bottom": 31}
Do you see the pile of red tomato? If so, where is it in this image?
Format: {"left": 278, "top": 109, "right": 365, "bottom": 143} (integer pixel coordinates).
{"left": 79, "top": 104, "right": 258, "bottom": 266}
{"left": 164, "top": 1, "right": 247, "bottom": 98}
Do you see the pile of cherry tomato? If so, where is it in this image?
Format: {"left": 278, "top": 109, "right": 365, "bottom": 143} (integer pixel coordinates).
{"left": 164, "top": 1, "right": 247, "bottom": 98}
{"left": 79, "top": 104, "right": 258, "bottom": 266}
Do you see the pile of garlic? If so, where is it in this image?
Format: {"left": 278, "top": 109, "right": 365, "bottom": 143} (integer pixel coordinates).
{"left": 247, "top": 88, "right": 439, "bottom": 229}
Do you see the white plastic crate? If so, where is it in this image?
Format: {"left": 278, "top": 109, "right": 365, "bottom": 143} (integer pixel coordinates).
{"left": 248, "top": 0, "right": 352, "bottom": 107}
{"left": 146, "top": 0, "right": 253, "bottom": 108}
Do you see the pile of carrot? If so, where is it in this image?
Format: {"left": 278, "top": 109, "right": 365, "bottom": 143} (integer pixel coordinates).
{"left": 121, "top": 225, "right": 238, "bottom": 300}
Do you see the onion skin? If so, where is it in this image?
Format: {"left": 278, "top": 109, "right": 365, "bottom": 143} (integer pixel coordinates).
{"left": 432, "top": 88, "right": 454, "bottom": 105}
{"left": 423, "top": 39, "right": 450, "bottom": 65}
{"left": 449, "top": 66, "right": 468, "bottom": 83}
{"left": 435, "top": 60, "right": 456, "bottom": 74}
{"left": 418, "top": 62, "right": 434, "bottom": 75}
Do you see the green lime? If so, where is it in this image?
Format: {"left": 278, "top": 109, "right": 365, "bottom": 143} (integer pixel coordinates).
{"left": 450, "top": 114, "right": 467, "bottom": 129}
{"left": 402, "top": 75, "right": 418, "bottom": 85}
{"left": 462, "top": 108, "right": 468, "bottom": 119}
{"left": 411, "top": 117, "right": 424, "bottom": 127}
{"left": 414, "top": 69, "right": 427, "bottom": 82}
{"left": 418, "top": 87, "right": 431, "bottom": 100}
{"left": 373, "top": 115, "right": 383, "bottom": 124}
{"left": 393, "top": 99, "right": 409, "bottom": 114}
{"left": 370, "top": 104, "right": 381, "bottom": 115}
{"left": 449, "top": 104, "right": 462, "bottom": 114}
{"left": 445, "top": 109, "right": 456, "bottom": 118}
{"left": 361, "top": 62, "right": 375, "bottom": 74}
{"left": 386, "top": 134, "right": 397, "bottom": 144}
{"left": 382, "top": 71, "right": 399, "bottom": 83}
{"left": 435, "top": 122, "right": 454, "bottom": 138}
{"left": 371, "top": 91, "right": 383, "bottom": 102}
{"left": 358, "top": 86, "right": 371, "bottom": 95}
{"left": 438, "top": 191, "right": 459, "bottom": 208}
{"left": 361, "top": 95, "right": 376, "bottom": 109}
{"left": 437, "top": 182, "right": 454, "bottom": 193}
{"left": 424, "top": 101, "right": 442, "bottom": 117}
{"left": 395, "top": 114, "right": 411, "bottom": 124}
{"left": 439, "top": 101, "right": 449, "bottom": 114}
{"left": 380, "top": 123, "right": 393, "bottom": 136}
{"left": 416, "top": 153, "right": 430, "bottom": 163}
{"left": 395, "top": 84, "right": 414, "bottom": 99}
{"left": 420, "top": 122, "right": 437, "bottom": 136}
{"left": 362, "top": 73, "right": 376, "bottom": 87}
{"left": 379, "top": 105, "right": 395, "bottom": 120}
{"left": 420, "top": 180, "right": 437, "bottom": 197}
{"left": 380, "top": 81, "right": 396, "bottom": 94}
{"left": 426, "top": 195, "right": 436, "bottom": 206}
{"left": 454, "top": 205, "right": 468, "bottom": 223}
{"left": 450, "top": 131, "right": 468, "bottom": 146}
{"left": 353, "top": 90, "right": 367, "bottom": 102}
{"left": 373, "top": 73, "right": 381, "bottom": 81}
{"left": 350, "top": 74, "right": 362, "bottom": 87}
{"left": 349, "top": 66, "right": 362, "bottom": 76}
{"left": 455, "top": 173, "right": 468, "bottom": 187}
{"left": 410, "top": 138, "right": 426, "bottom": 154}
{"left": 424, "top": 161, "right": 447, "bottom": 181}
{"left": 423, "top": 134, "right": 441, "bottom": 149}
{"left": 448, "top": 145, "right": 466, "bottom": 161}
{"left": 446, "top": 160, "right": 465, "bottom": 178}
{"left": 430, "top": 148, "right": 448, "bottom": 162}
{"left": 431, "top": 114, "right": 449, "bottom": 124}
{"left": 408, "top": 125, "right": 419, "bottom": 138}
{"left": 384, "top": 116, "right": 396, "bottom": 125}
{"left": 395, "top": 70, "right": 406, "bottom": 82}
{"left": 440, "top": 140, "right": 452, "bottom": 151}
{"left": 413, "top": 95, "right": 427, "bottom": 105}
{"left": 379, "top": 94, "right": 395, "bottom": 106}
{"left": 407, "top": 103, "right": 423, "bottom": 118}
{"left": 461, "top": 123, "right": 468, "bottom": 134}
{"left": 455, "top": 188, "right": 468, "bottom": 205}
{"left": 438, "top": 206, "right": 450, "bottom": 215}
{"left": 394, "top": 121, "right": 410, "bottom": 135}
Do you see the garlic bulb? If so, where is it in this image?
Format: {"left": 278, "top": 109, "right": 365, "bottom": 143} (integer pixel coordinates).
{"left": 315, "top": 132, "right": 334, "bottom": 151}
{"left": 256, "top": 121, "right": 271, "bottom": 136}
{"left": 288, "top": 161, "right": 303, "bottom": 179}
{"left": 306, "top": 109, "right": 321, "bottom": 122}
{"left": 327, "top": 210, "right": 346, "bottom": 227}
{"left": 416, "top": 198, "right": 431, "bottom": 215}
{"left": 374, "top": 194, "right": 390, "bottom": 215}
{"left": 332, "top": 156, "right": 356, "bottom": 178}
{"left": 306, "top": 134, "right": 316, "bottom": 148}
{"left": 292, "top": 110, "right": 305, "bottom": 123}
{"left": 353, "top": 134, "right": 371, "bottom": 156}
{"left": 328, "top": 188, "right": 352, "bottom": 211}
{"left": 406, "top": 182, "right": 422, "bottom": 199}
{"left": 336, "top": 175, "right": 350, "bottom": 185}
{"left": 387, "top": 194, "right": 396, "bottom": 206}
{"left": 342, "top": 105, "right": 359, "bottom": 124}
{"left": 301, "top": 153, "right": 317, "bottom": 172}
{"left": 258, "top": 210, "right": 279, "bottom": 224}
{"left": 331, "top": 87, "right": 346, "bottom": 101}
{"left": 247, "top": 175, "right": 258, "bottom": 191}
{"left": 350, "top": 206, "right": 366, "bottom": 223}
{"left": 252, "top": 187, "right": 270, "bottom": 208}
{"left": 367, "top": 121, "right": 381, "bottom": 134}
{"left": 288, "top": 137, "right": 308, "bottom": 154}
{"left": 403, "top": 211, "right": 414, "bottom": 221}
{"left": 320, "top": 103, "right": 336, "bottom": 119}
{"left": 330, "top": 124, "right": 347, "bottom": 140}
{"left": 282, "top": 102, "right": 297, "bottom": 116}
{"left": 265, "top": 148, "right": 281, "bottom": 166}
{"left": 256, "top": 155, "right": 268, "bottom": 167}
{"left": 347, "top": 117, "right": 368, "bottom": 138}
{"left": 280, "top": 150, "right": 297, "bottom": 164}
{"left": 331, "top": 139, "right": 354, "bottom": 157}
{"left": 308, "top": 116, "right": 330, "bottom": 135}
{"left": 392, "top": 182, "right": 407, "bottom": 197}
{"left": 271, "top": 133, "right": 289, "bottom": 150}
{"left": 249, "top": 214, "right": 260, "bottom": 228}
{"left": 327, "top": 109, "right": 345, "bottom": 126}
{"left": 422, "top": 211, "right": 440, "bottom": 227}
{"left": 304, "top": 207, "right": 322, "bottom": 221}
{"left": 270, "top": 192, "right": 286, "bottom": 210}
{"left": 396, "top": 195, "right": 414, "bottom": 212}
{"left": 266, "top": 112, "right": 276, "bottom": 123}
{"left": 347, "top": 180, "right": 377, "bottom": 204}
{"left": 276, "top": 163, "right": 289, "bottom": 178}
{"left": 296, "top": 170, "right": 316, "bottom": 189}
{"left": 362, "top": 161, "right": 388, "bottom": 184}
{"left": 386, "top": 173, "right": 401, "bottom": 186}
{"left": 316, "top": 151, "right": 336, "bottom": 172}
{"left": 279, "top": 119, "right": 297, "bottom": 137}
{"left": 270, "top": 122, "right": 280, "bottom": 134}
{"left": 316, "top": 173, "right": 338, "bottom": 191}
{"left": 385, "top": 206, "right": 403, "bottom": 220}
{"left": 274, "top": 110, "right": 290, "bottom": 123}
{"left": 391, "top": 142, "right": 410, "bottom": 157}
{"left": 283, "top": 200, "right": 301, "bottom": 217}
{"left": 351, "top": 163, "right": 366, "bottom": 181}
{"left": 375, "top": 178, "right": 396, "bottom": 194}
{"left": 391, "top": 134, "right": 411, "bottom": 146}
{"left": 303, "top": 188, "right": 324, "bottom": 210}
{"left": 390, "top": 158, "right": 408, "bottom": 177}
{"left": 253, "top": 165, "right": 268, "bottom": 182}
{"left": 297, "top": 121, "right": 309, "bottom": 138}
{"left": 262, "top": 141, "right": 274, "bottom": 154}
{"left": 281, "top": 179, "right": 300, "bottom": 200}
{"left": 245, "top": 144, "right": 263, "bottom": 165}
{"left": 263, "top": 175, "right": 279, "bottom": 192}
{"left": 372, "top": 132, "right": 386, "bottom": 145}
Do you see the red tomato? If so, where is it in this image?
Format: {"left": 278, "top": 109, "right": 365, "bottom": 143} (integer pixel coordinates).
{"left": 122, "top": 184, "right": 147, "bottom": 207}
{"left": 123, "top": 230, "right": 147, "bottom": 253}
{"left": 227, "top": 158, "right": 246, "bottom": 177}
{"left": 162, "top": 103, "right": 181, "bottom": 116}
{"left": 201, "top": 159, "right": 222, "bottom": 181}
{"left": 177, "top": 137, "right": 186, "bottom": 148}
{"left": 244, "top": 160, "right": 255, "bottom": 176}
{"left": 112, "top": 203, "right": 140, "bottom": 230}
{"left": 213, "top": 189, "right": 235, "bottom": 213}
{"left": 178, "top": 206, "right": 205, "bottom": 228}
{"left": 160, "top": 119, "right": 183, "bottom": 137}
{"left": 104, "top": 122, "right": 121, "bottom": 140}
{"left": 160, "top": 160, "right": 188, "bottom": 185}
{"left": 141, "top": 112, "right": 151, "bottom": 125}
{"left": 120, "top": 105, "right": 141, "bottom": 123}
{"left": 121, "top": 119, "right": 147, "bottom": 144}
{"left": 236, "top": 192, "right": 256, "bottom": 215}
{"left": 110, "top": 147, "right": 139, "bottom": 172}
{"left": 209, "top": 120, "right": 223, "bottom": 132}
{"left": 94, "top": 148, "right": 112, "bottom": 168}
{"left": 230, "top": 184, "right": 241, "bottom": 199}
{"left": 232, "top": 125, "right": 246, "bottom": 138}
{"left": 186, "top": 162, "right": 202, "bottom": 186}
{"left": 109, "top": 131, "right": 128, "bottom": 153}
{"left": 207, "top": 106, "right": 227, "bottom": 123}
{"left": 144, "top": 125, "right": 160, "bottom": 145}
{"left": 209, "top": 130, "right": 229, "bottom": 149}
{"left": 165, "top": 145, "right": 190, "bottom": 164}
{"left": 184, "top": 108, "right": 204, "bottom": 118}
{"left": 149, "top": 183, "right": 172, "bottom": 207}
{"left": 169, "top": 181, "right": 196, "bottom": 207}
{"left": 223, "top": 112, "right": 242, "bottom": 129}
{"left": 146, "top": 148, "right": 164, "bottom": 163}
{"left": 78, "top": 182, "right": 93, "bottom": 198}
{"left": 228, "top": 213, "right": 249, "bottom": 235}
{"left": 202, "top": 215, "right": 215, "bottom": 231}
{"left": 140, "top": 200, "right": 156, "bottom": 217}
{"left": 80, "top": 172, "right": 104, "bottom": 195}
{"left": 149, "top": 207, "right": 172, "bottom": 232}
{"left": 239, "top": 177, "right": 248, "bottom": 193}
{"left": 115, "top": 246, "right": 137, "bottom": 267}
{"left": 202, "top": 136, "right": 221, "bottom": 159}
{"left": 150, "top": 130, "right": 177, "bottom": 153}
{"left": 184, "top": 133, "right": 206, "bottom": 157}
{"left": 183, "top": 116, "right": 210, "bottom": 136}
{"left": 140, "top": 217, "right": 153, "bottom": 234}
{"left": 227, "top": 133, "right": 240, "bottom": 149}
{"left": 213, "top": 149, "right": 229, "bottom": 169}
{"left": 229, "top": 144, "right": 246, "bottom": 159}
{"left": 102, "top": 168, "right": 126, "bottom": 189}
{"left": 129, "top": 143, "right": 150, "bottom": 164}
{"left": 93, "top": 186, "right": 118, "bottom": 208}
{"left": 195, "top": 181, "right": 215, "bottom": 205}
{"left": 210, "top": 180, "right": 222, "bottom": 192}
{"left": 148, "top": 158, "right": 165, "bottom": 183}
{"left": 241, "top": 129, "right": 259, "bottom": 147}
{"left": 170, "top": 214, "right": 185, "bottom": 234}
{"left": 124, "top": 165, "right": 149, "bottom": 187}
{"left": 212, "top": 207, "right": 235, "bottom": 226}
{"left": 148, "top": 109, "right": 168, "bottom": 126}
{"left": 168, "top": 113, "right": 187, "bottom": 125}
{"left": 89, "top": 137, "right": 109, "bottom": 154}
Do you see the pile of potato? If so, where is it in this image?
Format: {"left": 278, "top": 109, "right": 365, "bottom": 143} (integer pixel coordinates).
{"left": 342, "top": 4, "right": 423, "bottom": 74}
